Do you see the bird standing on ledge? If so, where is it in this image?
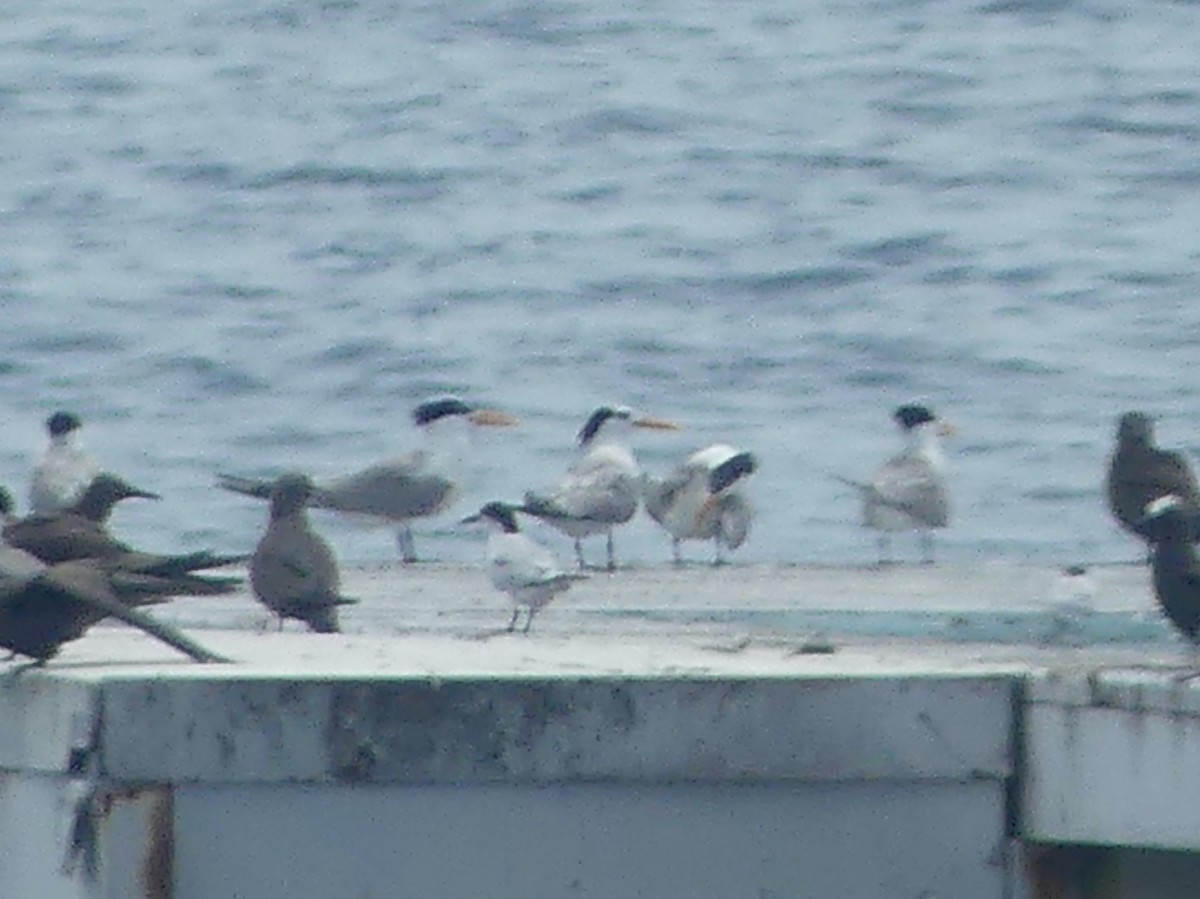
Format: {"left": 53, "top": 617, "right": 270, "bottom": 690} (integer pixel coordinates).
{"left": 461, "top": 501, "right": 583, "bottom": 633}
{"left": 521, "top": 405, "right": 680, "bottom": 571}
{"left": 839, "top": 404, "right": 953, "bottom": 566}
{"left": 644, "top": 444, "right": 757, "bottom": 565}
{"left": 219, "top": 397, "right": 519, "bottom": 563}
{"left": 29, "top": 411, "right": 100, "bottom": 515}
{"left": 1107, "top": 411, "right": 1200, "bottom": 550}
{"left": 250, "top": 473, "right": 356, "bottom": 634}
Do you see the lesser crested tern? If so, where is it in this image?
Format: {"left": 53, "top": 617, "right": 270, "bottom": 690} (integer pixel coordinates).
{"left": 839, "top": 404, "right": 953, "bottom": 566}
{"left": 461, "top": 501, "right": 584, "bottom": 633}
{"left": 29, "top": 411, "right": 100, "bottom": 515}
{"left": 250, "top": 473, "right": 356, "bottom": 634}
{"left": 1107, "top": 411, "right": 1200, "bottom": 547}
{"left": 218, "top": 397, "right": 519, "bottom": 563}
{"left": 643, "top": 444, "right": 757, "bottom": 565}
{"left": 520, "top": 405, "right": 680, "bottom": 571}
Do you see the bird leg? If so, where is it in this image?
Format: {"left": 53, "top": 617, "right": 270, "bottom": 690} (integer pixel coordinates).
{"left": 1172, "top": 643, "right": 1200, "bottom": 682}
{"left": 671, "top": 539, "right": 683, "bottom": 567}
{"left": 523, "top": 606, "right": 537, "bottom": 634}
{"left": 506, "top": 608, "right": 520, "bottom": 633}
{"left": 573, "top": 539, "right": 586, "bottom": 570}
{"left": 712, "top": 538, "right": 727, "bottom": 568}
{"left": 605, "top": 531, "right": 617, "bottom": 572}
{"left": 396, "top": 527, "right": 418, "bottom": 564}
{"left": 920, "top": 532, "right": 936, "bottom": 566}
{"left": 876, "top": 536, "right": 893, "bottom": 568}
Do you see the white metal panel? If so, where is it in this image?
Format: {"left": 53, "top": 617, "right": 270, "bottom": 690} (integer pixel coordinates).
{"left": 174, "top": 780, "right": 1009, "bottom": 899}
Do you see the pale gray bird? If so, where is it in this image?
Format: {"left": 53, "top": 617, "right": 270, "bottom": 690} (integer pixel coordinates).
{"left": 29, "top": 411, "right": 100, "bottom": 515}
{"left": 644, "top": 444, "right": 757, "bottom": 565}
{"left": 461, "top": 501, "right": 584, "bottom": 633}
{"left": 219, "top": 397, "right": 519, "bottom": 563}
{"left": 838, "top": 404, "right": 953, "bottom": 566}
{"left": 520, "top": 405, "right": 680, "bottom": 571}
{"left": 250, "top": 473, "right": 356, "bottom": 634}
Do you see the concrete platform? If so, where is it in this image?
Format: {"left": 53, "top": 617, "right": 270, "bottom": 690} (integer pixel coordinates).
{"left": 1, "top": 562, "right": 1197, "bottom": 899}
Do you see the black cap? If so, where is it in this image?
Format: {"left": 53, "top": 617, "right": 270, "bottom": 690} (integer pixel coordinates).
{"left": 412, "top": 398, "right": 473, "bottom": 427}
{"left": 47, "top": 411, "right": 82, "bottom": 437}
{"left": 894, "top": 405, "right": 936, "bottom": 430}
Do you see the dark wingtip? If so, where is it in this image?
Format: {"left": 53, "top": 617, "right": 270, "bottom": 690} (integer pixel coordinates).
{"left": 709, "top": 451, "right": 757, "bottom": 494}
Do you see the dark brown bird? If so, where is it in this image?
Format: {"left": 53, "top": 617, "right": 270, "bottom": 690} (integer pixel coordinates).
{"left": 1107, "top": 412, "right": 1200, "bottom": 543}
{"left": 0, "top": 544, "right": 229, "bottom": 665}
{"left": 250, "top": 474, "right": 356, "bottom": 633}
{"left": 3, "top": 474, "right": 244, "bottom": 582}
{"left": 1137, "top": 496, "right": 1200, "bottom": 663}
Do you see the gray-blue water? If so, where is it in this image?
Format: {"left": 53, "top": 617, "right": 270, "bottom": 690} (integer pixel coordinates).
{"left": 3, "top": 0, "right": 1200, "bottom": 568}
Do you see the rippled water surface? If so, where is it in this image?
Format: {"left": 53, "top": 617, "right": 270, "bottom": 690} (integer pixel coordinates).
{"left": 4, "top": 0, "right": 1200, "bottom": 567}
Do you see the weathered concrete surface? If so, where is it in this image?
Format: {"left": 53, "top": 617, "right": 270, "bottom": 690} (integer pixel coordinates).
{"left": 1022, "top": 667, "right": 1200, "bottom": 853}
{"left": 145, "top": 560, "right": 1169, "bottom": 644}
{"left": 0, "top": 562, "right": 1194, "bottom": 899}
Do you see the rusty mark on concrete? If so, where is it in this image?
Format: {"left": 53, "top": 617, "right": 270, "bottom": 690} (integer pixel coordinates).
{"left": 142, "top": 787, "right": 173, "bottom": 899}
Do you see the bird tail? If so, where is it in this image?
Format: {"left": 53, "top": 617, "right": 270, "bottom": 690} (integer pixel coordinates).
{"left": 130, "top": 551, "right": 250, "bottom": 578}
{"left": 519, "top": 493, "right": 566, "bottom": 520}
{"left": 109, "top": 571, "right": 244, "bottom": 599}
{"left": 832, "top": 474, "right": 872, "bottom": 494}
{"left": 216, "top": 474, "right": 273, "bottom": 500}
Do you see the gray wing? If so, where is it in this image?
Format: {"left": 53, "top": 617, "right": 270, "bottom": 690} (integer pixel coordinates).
{"left": 642, "top": 467, "right": 691, "bottom": 527}
{"left": 315, "top": 453, "right": 455, "bottom": 520}
{"left": 541, "top": 465, "right": 639, "bottom": 525}
{"left": 868, "top": 452, "right": 949, "bottom": 528}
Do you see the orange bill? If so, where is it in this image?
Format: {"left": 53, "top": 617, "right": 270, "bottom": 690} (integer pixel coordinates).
{"left": 632, "top": 416, "right": 681, "bottom": 431}
{"left": 469, "top": 409, "right": 521, "bottom": 427}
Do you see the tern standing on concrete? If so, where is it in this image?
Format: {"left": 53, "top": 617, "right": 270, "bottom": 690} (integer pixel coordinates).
{"left": 521, "top": 405, "right": 680, "bottom": 571}
{"left": 220, "top": 397, "right": 519, "bottom": 563}
{"left": 29, "top": 411, "right": 100, "bottom": 514}
{"left": 250, "top": 473, "right": 355, "bottom": 634}
{"left": 1107, "top": 411, "right": 1200, "bottom": 547}
{"left": 840, "top": 404, "right": 953, "bottom": 566}
{"left": 461, "top": 501, "right": 584, "bottom": 633}
{"left": 644, "top": 444, "right": 757, "bottom": 565}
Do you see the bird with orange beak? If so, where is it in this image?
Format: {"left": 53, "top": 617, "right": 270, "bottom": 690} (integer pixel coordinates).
{"left": 838, "top": 404, "right": 955, "bottom": 566}
{"left": 521, "top": 405, "right": 680, "bottom": 571}
{"left": 219, "top": 397, "right": 519, "bottom": 563}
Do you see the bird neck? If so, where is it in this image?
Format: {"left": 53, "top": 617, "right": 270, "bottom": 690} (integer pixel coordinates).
{"left": 904, "top": 424, "right": 943, "bottom": 464}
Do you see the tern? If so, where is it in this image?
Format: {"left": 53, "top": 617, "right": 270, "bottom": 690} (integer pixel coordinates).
{"left": 461, "top": 501, "right": 584, "bottom": 633}
{"left": 218, "top": 397, "right": 519, "bottom": 563}
{"left": 250, "top": 473, "right": 356, "bottom": 634}
{"left": 29, "top": 411, "right": 100, "bottom": 515}
{"left": 1107, "top": 411, "right": 1200, "bottom": 548}
{"left": 520, "top": 405, "right": 680, "bottom": 571}
{"left": 838, "top": 404, "right": 953, "bottom": 566}
{"left": 643, "top": 444, "right": 757, "bottom": 565}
